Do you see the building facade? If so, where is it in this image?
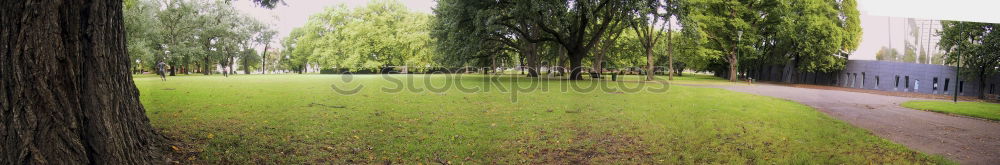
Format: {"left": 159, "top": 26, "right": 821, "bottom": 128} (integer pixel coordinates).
{"left": 756, "top": 60, "right": 1000, "bottom": 98}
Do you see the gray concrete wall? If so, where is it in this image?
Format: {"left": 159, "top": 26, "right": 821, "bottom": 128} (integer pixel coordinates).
{"left": 838, "top": 60, "right": 990, "bottom": 97}
{"left": 755, "top": 60, "right": 1000, "bottom": 97}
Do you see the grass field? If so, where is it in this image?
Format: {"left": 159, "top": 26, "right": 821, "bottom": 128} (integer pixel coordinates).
{"left": 902, "top": 100, "right": 1000, "bottom": 121}
{"left": 135, "top": 74, "right": 947, "bottom": 164}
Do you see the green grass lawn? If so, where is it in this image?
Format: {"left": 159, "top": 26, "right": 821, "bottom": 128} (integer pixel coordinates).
{"left": 902, "top": 100, "right": 1000, "bottom": 121}
{"left": 135, "top": 74, "right": 947, "bottom": 164}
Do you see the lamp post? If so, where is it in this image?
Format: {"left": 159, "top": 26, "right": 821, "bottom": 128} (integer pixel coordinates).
{"left": 737, "top": 30, "right": 742, "bottom": 80}
{"left": 954, "top": 37, "right": 971, "bottom": 103}
{"left": 954, "top": 49, "right": 960, "bottom": 103}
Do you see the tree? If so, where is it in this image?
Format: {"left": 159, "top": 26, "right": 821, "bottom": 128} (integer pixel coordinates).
{"left": 628, "top": 0, "right": 669, "bottom": 81}
{"left": 685, "top": 0, "right": 860, "bottom": 81}
{"left": 125, "top": 0, "right": 275, "bottom": 75}
{"left": 1, "top": 0, "right": 281, "bottom": 163}
{"left": 432, "top": 0, "right": 550, "bottom": 77}
{"left": 515, "top": 0, "right": 633, "bottom": 80}
{"left": 685, "top": 0, "right": 756, "bottom": 81}
{"left": 591, "top": 24, "right": 627, "bottom": 78}
{"left": 902, "top": 43, "right": 917, "bottom": 63}
{"left": 435, "top": 0, "right": 634, "bottom": 80}
{"left": 930, "top": 52, "right": 946, "bottom": 65}
{"left": 875, "top": 46, "right": 901, "bottom": 62}
{"left": 285, "top": 0, "right": 437, "bottom": 73}
{"left": 153, "top": 0, "right": 204, "bottom": 75}
{"left": 938, "top": 21, "right": 1000, "bottom": 99}
{"left": 1, "top": 0, "right": 163, "bottom": 163}
{"left": 125, "top": 0, "right": 160, "bottom": 74}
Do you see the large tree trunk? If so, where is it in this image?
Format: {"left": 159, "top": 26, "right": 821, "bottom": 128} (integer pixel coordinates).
{"left": 168, "top": 63, "right": 176, "bottom": 76}
{"left": 261, "top": 43, "right": 269, "bottom": 74}
{"left": 243, "top": 56, "right": 250, "bottom": 74}
{"left": 979, "top": 68, "right": 987, "bottom": 99}
{"left": 519, "top": 55, "right": 525, "bottom": 75}
{"left": 645, "top": 45, "right": 654, "bottom": 81}
{"left": 229, "top": 56, "right": 236, "bottom": 75}
{"left": 182, "top": 56, "right": 190, "bottom": 74}
{"left": 593, "top": 50, "right": 604, "bottom": 78}
{"left": 728, "top": 52, "right": 738, "bottom": 81}
{"left": 666, "top": 20, "right": 675, "bottom": 81}
{"left": 1, "top": 0, "right": 162, "bottom": 164}
{"left": 203, "top": 57, "right": 211, "bottom": 75}
{"left": 568, "top": 53, "right": 584, "bottom": 80}
{"left": 524, "top": 42, "right": 540, "bottom": 77}
{"left": 565, "top": 46, "right": 585, "bottom": 80}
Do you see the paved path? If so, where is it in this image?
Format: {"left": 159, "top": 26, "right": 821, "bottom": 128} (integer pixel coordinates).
{"left": 693, "top": 83, "right": 1000, "bottom": 164}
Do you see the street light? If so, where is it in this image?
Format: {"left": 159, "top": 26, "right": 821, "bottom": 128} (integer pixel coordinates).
{"left": 737, "top": 30, "right": 742, "bottom": 81}
{"left": 954, "top": 37, "right": 972, "bottom": 103}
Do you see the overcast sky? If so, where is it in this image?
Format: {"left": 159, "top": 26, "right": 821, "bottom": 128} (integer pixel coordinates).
{"left": 234, "top": 0, "right": 1000, "bottom": 60}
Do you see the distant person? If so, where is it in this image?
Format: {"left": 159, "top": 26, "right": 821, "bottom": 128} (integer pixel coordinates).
{"left": 156, "top": 61, "right": 166, "bottom": 81}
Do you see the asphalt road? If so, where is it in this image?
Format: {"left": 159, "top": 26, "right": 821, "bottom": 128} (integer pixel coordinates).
{"left": 697, "top": 83, "right": 1000, "bottom": 164}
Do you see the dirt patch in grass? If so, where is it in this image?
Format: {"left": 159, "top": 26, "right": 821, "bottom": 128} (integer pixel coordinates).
{"left": 159, "top": 129, "right": 205, "bottom": 164}
{"left": 774, "top": 83, "right": 983, "bottom": 101}
{"left": 518, "top": 127, "right": 653, "bottom": 164}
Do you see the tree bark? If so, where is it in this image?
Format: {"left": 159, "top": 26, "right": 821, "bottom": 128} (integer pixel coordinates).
{"left": 169, "top": 64, "right": 176, "bottom": 76}
{"left": 203, "top": 57, "right": 211, "bottom": 75}
{"left": 243, "top": 56, "right": 250, "bottom": 75}
{"left": 229, "top": 56, "right": 236, "bottom": 75}
{"left": 729, "top": 51, "right": 738, "bottom": 81}
{"left": 1, "top": 0, "right": 162, "bottom": 164}
{"left": 261, "top": 43, "right": 269, "bottom": 74}
{"left": 522, "top": 41, "right": 541, "bottom": 77}
{"left": 979, "top": 68, "right": 987, "bottom": 99}
{"left": 666, "top": 20, "right": 675, "bottom": 80}
{"left": 568, "top": 52, "right": 585, "bottom": 80}
{"left": 593, "top": 49, "right": 604, "bottom": 77}
{"left": 645, "top": 44, "right": 654, "bottom": 81}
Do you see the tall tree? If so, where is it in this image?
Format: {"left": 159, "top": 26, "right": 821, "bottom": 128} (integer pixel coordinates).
{"left": 628, "top": 0, "right": 668, "bottom": 81}
{"left": 433, "top": 0, "right": 546, "bottom": 77}
{"left": 1, "top": 0, "right": 163, "bottom": 163}
{"left": 686, "top": 0, "right": 755, "bottom": 81}
{"left": 286, "top": 1, "right": 437, "bottom": 72}
{"left": 1, "top": 0, "right": 281, "bottom": 163}
{"left": 875, "top": 46, "right": 901, "bottom": 62}
{"left": 938, "top": 21, "right": 1000, "bottom": 99}
{"left": 514, "top": 0, "right": 631, "bottom": 80}
{"left": 686, "top": 0, "right": 860, "bottom": 81}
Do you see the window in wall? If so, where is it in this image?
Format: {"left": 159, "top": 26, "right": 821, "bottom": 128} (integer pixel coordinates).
{"left": 905, "top": 76, "right": 910, "bottom": 88}
{"left": 944, "top": 79, "right": 950, "bottom": 91}
{"left": 853, "top": 73, "right": 858, "bottom": 87}
{"left": 959, "top": 81, "right": 965, "bottom": 93}
{"left": 861, "top": 72, "right": 866, "bottom": 88}
{"left": 933, "top": 77, "right": 939, "bottom": 90}
{"left": 876, "top": 76, "right": 880, "bottom": 87}
{"left": 845, "top": 73, "right": 850, "bottom": 86}
{"left": 895, "top": 76, "right": 900, "bottom": 87}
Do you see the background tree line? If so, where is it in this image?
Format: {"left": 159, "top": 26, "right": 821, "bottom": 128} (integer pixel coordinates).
{"left": 431, "top": 0, "right": 862, "bottom": 81}
{"left": 280, "top": 0, "right": 436, "bottom": 73}
{"left": 125, "top": 0, "right": 277, "bottom": 76}
{"left": 937, "top": 21, "right": 1000, "bottom": 99}
{"left": 875, "top": 18, "right": 947, "bottom": 65}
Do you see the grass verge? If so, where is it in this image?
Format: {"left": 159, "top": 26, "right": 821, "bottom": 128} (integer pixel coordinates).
{"left": 901, "top": 100, "right": 1000, "bottom": 121}
{"left": 135, "top": 74, "right": 948, "bottom": 164}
